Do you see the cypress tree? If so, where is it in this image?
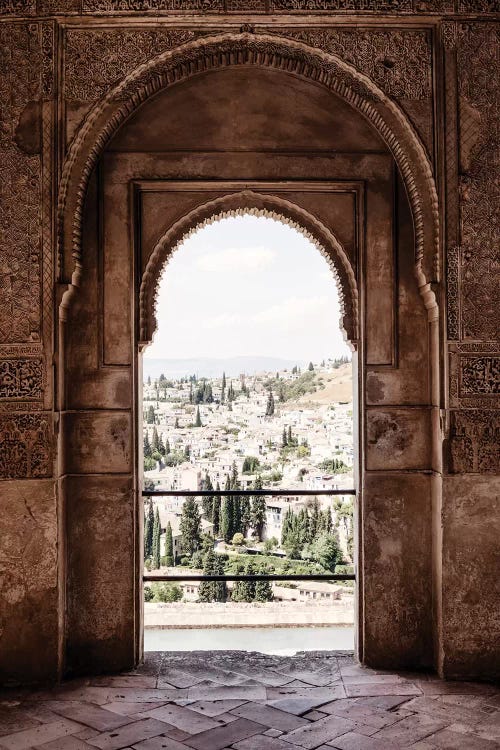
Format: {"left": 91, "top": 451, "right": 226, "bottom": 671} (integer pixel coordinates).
{"left": 202, "top": 472, "right": 214, "bottom": 519}
{"left": 240, "top": 497, "right": 251, "bottom": 538}
{"left": 144, "top": 499, "right": 154, "bottom": 558}
{"left": 240, "top": 561, "right": 256, "bottom": 602}
{"left": 265, "top": 391, "right": 275, "bottom": 416}
{"left": 230, "top": 462, "right": 241, "bottom": 535}
{"left": 143, "top": 431, "right": 152, "bottom": 458}
{"left": 195, "top": 406, "right": 202, "bottom": 427}
{"left": 231, "top": 564, "right": 245, "bottom": 602}
{"left": 214, "top": 555, "right": 227, "bottom": 602}
{"left": 310, "top": 497, "right": 321, "bottom": 539}
{"left": 164, "top": 521, "right": 174, "bottom": 566}
{"left": 146, "top": 405, "right": 155, "bottom": 424}
{"left": 251, "top": 476, "right": 266, "bottom": 541}
{"left": 152, "top": 506, "right": 161, "bottom": 570}
{"left": 254, "top": 578, "right": 273, "bottom": 602}
{"left": 165, "top": 437, "right": 171, "bottom": 454}
{"left": 158, "top": 434, "right": 166, "bottom": 456}
{"left": 147, "top": 375, "right": 151, "bottom": 386}
{"left": 152, "top": 426, "right": 160, "bottom": 452}
{"left": 221, "top": 485, "right": 233, "bottom": 543}
{"left": 282, "top": 427, "right": 288, "bottom": 447}
{"left": 288, "top": 425, "right": 293, "bottom": 445}
{"left": 308, "top": 361, "right": 314, "bottom": 371}
{"left": 180, "top": 497, "right": 201, "bottom": 556}
{"left": 198, "top": 546, "right": 217, "bottom": 602}
{"left": 212, "top": 482, "right": 221, "bottom": 536}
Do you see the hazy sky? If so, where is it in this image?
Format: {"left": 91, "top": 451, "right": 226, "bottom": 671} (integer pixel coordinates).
{"left": 145, "top": 215, "right": 351, "bottom": 362}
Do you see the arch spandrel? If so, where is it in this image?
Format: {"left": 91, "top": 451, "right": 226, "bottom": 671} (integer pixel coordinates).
{"left": 138, "top": 191, "right": 359, "bottom": 351}
{"left": 57, "top": 32, "right": 440, "bottom": 304}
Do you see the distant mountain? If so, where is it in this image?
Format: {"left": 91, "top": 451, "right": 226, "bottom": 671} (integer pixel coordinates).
{"left": 142, "top": 356, "right": 307, "bottom": 379}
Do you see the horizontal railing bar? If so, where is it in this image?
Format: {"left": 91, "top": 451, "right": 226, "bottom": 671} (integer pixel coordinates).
{"left": 142, "top": 489, "right": 355, "bottom": 497}
{"left": 144, "top": 574, "right": 355, "bottom": 582}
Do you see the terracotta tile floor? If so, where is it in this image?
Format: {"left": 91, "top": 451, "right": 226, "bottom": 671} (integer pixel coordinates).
{"left": 1, "top": 652, "right": 499, "bottom": 749}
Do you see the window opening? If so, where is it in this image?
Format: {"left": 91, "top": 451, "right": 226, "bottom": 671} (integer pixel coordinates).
{"left": 141, "top": 214, "right": 355, "bottom": 653}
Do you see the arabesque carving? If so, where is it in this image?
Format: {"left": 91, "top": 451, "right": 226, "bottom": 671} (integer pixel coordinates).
{"left": 272, "top": 28, "right": 431, "bottom": 101}
{"left": 57, "top": 33, "right": 439, "bottom": 302}
{"left": 65, "top": 28, "right": 196, "bottom": 101}
{"left": 0, "top": 23, "right": 42, "bottom": 345}
{"left": 457, "top": 23, "right": 500, "bottom": 342}
{"left": 460, "top": 357, "right": 500, "bottom": 396}
{"left": 0, "top": 412, "right": 52, "bottom": 478}
{"left": 0, "top": 358, "right": 44, "bottom": 400}
{"left": 449, "top": 410, "right": 500, "bottom": 474}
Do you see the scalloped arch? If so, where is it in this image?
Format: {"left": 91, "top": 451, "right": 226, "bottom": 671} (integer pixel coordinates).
{"left": 57, "top": 31, "right": 440, "bottom": 302}
{"left": 140, "top": 191, "right": 358, "bottom": 350}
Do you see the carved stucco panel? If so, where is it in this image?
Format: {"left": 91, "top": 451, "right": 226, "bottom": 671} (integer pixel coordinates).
{"left": 449, "top": 410, "right": 500, "bottom": 474}
{"left": 457, "top": 23, "right": 500, "bottom": 343}
{"left": 0, "top": 23, "right": 43, "bottom": 345}
{"left": 64, "top": 28, "right": 197, "bottom": 101}
{"left": 0, "top": 412, "right": 52, "bottom": 479}
{"left": 0, "top": 358, "right": 44, "bottom": 401}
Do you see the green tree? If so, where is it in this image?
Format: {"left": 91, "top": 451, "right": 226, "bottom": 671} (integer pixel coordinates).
{"left": 309, "top": 533, "right": 342, "bottom": 571}
{"left": 242, "top": 456, "right": 260, "bottom": 473}
{"left": 202, "top": 472, "right": 214, "bottom": 520}
{"left": 151, "top": 426, "right": 160, "bottom": 453}
{"left": 195, "top": 406, "right": 202, "bottom": 427}
{"left": 198, "top": 546, "right": 217, "bottom": 602}
{"left": 240, "top": 561, "right": 257, "bottom": 602}
{"left": 240, "top": 497, "right": 251, "bottom": 538}
{"left": 282, "top": 427, "right": 288, "bottom": 447}
{"left": 221, "top": 493, "right": 233, "bottom": 543}
{"left": 152, "top": 506, "right": 161, "bottom": 570}
{"left": 254, "top": 578, "right": 273, "bottom": 602}
{"left": 146, "top": 405, "right": 155, "bottom": 424}
{"left": 251, "top": 476, "right": 266, "bottom": 541}
{"left": 144, "top": 499, "right": 154, "bottom": 559}
{"left": 147, "top": 375, "right": 151, "bottom": 386}
{"left": 214, "top": 555, "right": 227, "bottom": 602}
{"left": 164, "top": 521, "right": 174, "bottom": 566}
{"left": 180, "top": 497, "right": 201, "bottom": 556}
{"left": 265, "top": 390, "right": 275, "bottom": 416}
{"left": 212, "top": 483, "right": 221, "bottom": 536}
{"left": 308, "top": 361, "right": 314, "bottom": 371}
{"left": 143, "top": 431, "right": 152, "bottom": 458}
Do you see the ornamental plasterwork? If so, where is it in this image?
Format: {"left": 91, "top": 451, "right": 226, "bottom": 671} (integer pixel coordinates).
{"left": 0, "top": 412, "right": 52, "bottom": 478}
{"left": 0, "top": 23, "right": 43, "bottom": 345}
{"left": 0, "top": 358, "right": 44, "bottom": 401}
{"left": 64, "top": 28, "right": 197, "bottom": 101}
{"left": 270, "top": 28, "right": 431, "bottom": 100}
{"left": 457, "top": 23, "right": 500, "bottom": 342}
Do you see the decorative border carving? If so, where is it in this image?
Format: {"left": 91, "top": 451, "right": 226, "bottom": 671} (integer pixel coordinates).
{"left": 449, "top": 409, "right": 500, "bottom": 474}
{"left": 0, "top": 358, "right": 44, "bottom": 400}
{"left": 457, "top": 23, "right": 500, "bottom": 343}
{"left": 269, "top": 28, "right": 432, "bottom": 101}
{"left": 449, "top": 348, "right": 500, "bottom": 408}
{"left": 446, "top": 245, "right": 460, "bottom": 340}
{"left": 139, "top": 190, "right": 359, "bottom": 349}
{"left": 64, "top": 28, "right": 197, "bottom": 102}
{"left": 0, "top": 412, "right": 52, "bottom": 479}
{"left": 57, "top": 32, "right": 439, "bottom": 309}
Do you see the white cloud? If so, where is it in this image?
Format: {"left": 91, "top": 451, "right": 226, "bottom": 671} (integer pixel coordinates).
{"left": 202, "top": 313, "right": 243, "bottom": 330}
{"left": 252, "top": 296, "right": 331, "bottom": 327}
{"left": 195, "top": 246, "right": 276, "bottom": 273}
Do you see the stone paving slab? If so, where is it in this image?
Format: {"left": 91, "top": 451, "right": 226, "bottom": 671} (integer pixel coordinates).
{"left": 182, "top": 718, "right": 265, "bottom": 750}
{"left": 86, "top": 719, "right": 175, "bottom": 750}
{"left": 230, "top": 701, "right": 310, "bottom": 731}
{"left": 232, "top": 734, "right": 295, "bottom": 749}
{"left": 141, "top": 704, "right": 222, "bottom": 734}
{"left": 0, "top": 719, "right": 84, "bottom": 750}
{"left": 1, "top": 652, "right": 499, "bottom": 750}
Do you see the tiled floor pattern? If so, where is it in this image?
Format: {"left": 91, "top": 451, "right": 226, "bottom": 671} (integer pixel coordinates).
{"left": 1, "top": 651, "right": 499, "bottom": 749}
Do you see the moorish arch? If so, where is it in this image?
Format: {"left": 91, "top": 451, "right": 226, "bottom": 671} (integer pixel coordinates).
{"left": 56, "top": 31, "right": 443, "bottom": 677}
{"left": 139, "top": 192, "right": 359, "bottom": 349}
{"left": 57, "top": 32, "right": 440, "bottom": 297}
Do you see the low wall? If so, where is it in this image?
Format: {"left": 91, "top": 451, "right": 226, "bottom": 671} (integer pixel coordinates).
{"left": 144, "top": 599, "right": 355, "bottom": 628}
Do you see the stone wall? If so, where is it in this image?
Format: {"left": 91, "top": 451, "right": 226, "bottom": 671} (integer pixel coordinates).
{"left": 0, "top": 3, "right": 498, "bottom": 684}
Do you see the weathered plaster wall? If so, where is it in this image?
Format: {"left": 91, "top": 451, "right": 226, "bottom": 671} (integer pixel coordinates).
{"left": 0, "top": 3, "right": 498, "bottom": 685}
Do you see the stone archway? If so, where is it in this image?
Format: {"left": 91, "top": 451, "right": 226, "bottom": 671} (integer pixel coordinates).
{"left": 58, "top": 34, "right": 441, "bottom": 677}
{"left": 139, "top": 192, "right": 358, "bottom": 349}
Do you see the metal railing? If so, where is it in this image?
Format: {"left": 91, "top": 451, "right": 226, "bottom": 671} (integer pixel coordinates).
{"left": 143, "top": 488, "right": 356, "bottom": 583}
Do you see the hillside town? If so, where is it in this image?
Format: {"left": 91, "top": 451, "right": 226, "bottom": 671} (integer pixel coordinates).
{"left": 142, "top": 358, "right": 355, "bottom": 608}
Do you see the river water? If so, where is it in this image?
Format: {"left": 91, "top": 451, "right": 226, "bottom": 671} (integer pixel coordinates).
{"left": 144, "top": 625, "right": 354, "bottom": 654}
